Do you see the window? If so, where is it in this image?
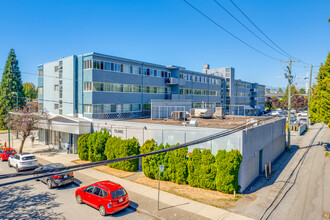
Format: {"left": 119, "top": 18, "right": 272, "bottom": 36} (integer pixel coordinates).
{"left": 93, "top": 82, "right": 103, "bottom": 91}
{"left": 158, "top": 87, "right": 164, "bottom": 94}
{"left": 93, "top": 60, "right": 100, "bottom": 69}
{"left": 123, "top": 84, "right": 131, "bottom": 92}
{"left": 111, "top": 188, "right": 127, "bottom": 199}
{"left": 138, "top": 67, "right": 142, "bottom": 75}
{"left": 54, "top": 66, "right": 59, "bottom": 72}
{"left": 84, "top": 60, "right": 92, "bottom": 69}
{"left": 120, "top": 64, "right": 124, "bottom": 72}
{"left": 93, "top": 105, "right": 103, "bottom": 113}
{"left": 85, "top": 186, "right": 94, "bottom": 194}
{"left": 38, "top": 69, "right": 43, "bottom": 76}
{"left": 114, "top": 84, "right": 123, "bottom": 92}
{"left": 115, "top": 64, "right": 120, "bottom": 72}
{"left": 93, "top": 187, "right": 101, "bottom": 196}
{"left": 100, "top": 61, "right": 104, "bottom": 70}
{"left": 111, "top": 63, "right": 114, "bottom": 71}
{"left": 153, "top": 70, "right": 157, "bottom": 76}
{"left": 132, "top": 85, "right": 141, "bottom": 93}
{"left": 143, "top": 86, "right": 150, "bottom": 93}
{"left": 54, "top": 104, "right": 59, "bottom": 110}
{"left": 146, "top": 68, "right": 150, "bottom": 76}
{"left": 105, "top": 62, "right": 110, "bottom": 70}
{"left": 157, "top": 70, "right": 162, "bottom": 77}
{"left": 38, "top": 87, "right": 43, "bottom": 94}
{"left": 143, "top": 68, "right": 147, "bottom": 75}
{"left": 130, "top": 66, "right": 133, "bottom": 74}
{"left": 54, "top": 85, "right": 59, "bottom": 91}
{"left": 100, "top": 189, "right": 108, "bottom": 198}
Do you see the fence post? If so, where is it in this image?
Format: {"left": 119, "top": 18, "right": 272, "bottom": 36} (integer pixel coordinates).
{"left": 269, "top": 162, "right": 271, "bottom": 175}
{"left": 265, "top": 164, "right": 268, "bottom": 178}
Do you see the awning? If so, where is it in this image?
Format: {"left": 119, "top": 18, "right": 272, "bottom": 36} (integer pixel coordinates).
{"left": 37, "top": 115, "right": 92, "bottom": 135}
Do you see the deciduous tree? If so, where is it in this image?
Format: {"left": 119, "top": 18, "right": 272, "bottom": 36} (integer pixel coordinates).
{"left": 23, "top": 82, "right": 37, "bottom": 100}
{"left": 9, "top": 107, "right": 48, "bottom": 153}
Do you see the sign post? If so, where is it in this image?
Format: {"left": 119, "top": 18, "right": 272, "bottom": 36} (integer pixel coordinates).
{"left": 158, "top": 164, "right": 164, "bottom": 210}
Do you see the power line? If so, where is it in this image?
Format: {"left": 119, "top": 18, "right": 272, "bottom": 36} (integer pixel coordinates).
{"left": 229, "top": 0, "right": 312, "bottom": 66}
{"left": 182, "top": 0, "right": 281, "bottom": 62}
{"left": 213, "top": 0, "right": 288, "bottom": 58}
{"left": 229, "top": 0, "right": 294, "bottom": 59}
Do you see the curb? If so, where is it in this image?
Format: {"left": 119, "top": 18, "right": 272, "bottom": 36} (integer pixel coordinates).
{"left": 128, "top": 203, "right": 163, "bottom": 220}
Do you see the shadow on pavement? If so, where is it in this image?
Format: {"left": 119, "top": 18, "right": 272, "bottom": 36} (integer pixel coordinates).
{"left": 111, "top": 201, "right": 139, "bottom": 218}
{"left": 243, "top": 145, "right": 299, "bottom": 194}
{"left": 0, "top": 184, "right": 64, "bottom": 219}
{"left": 159, "top": 202, "right": 190, "bottom": 211}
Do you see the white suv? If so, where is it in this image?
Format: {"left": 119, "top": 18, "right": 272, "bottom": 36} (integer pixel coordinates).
{"left": 8, "top": 153, "right": 39, "bottom": 172}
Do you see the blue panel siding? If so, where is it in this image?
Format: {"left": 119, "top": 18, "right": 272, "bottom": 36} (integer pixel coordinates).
{"left": 92, "top": 92, "right": 142, "bottom": 104}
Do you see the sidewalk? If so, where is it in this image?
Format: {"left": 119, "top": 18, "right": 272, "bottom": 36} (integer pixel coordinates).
{"left": 20, "top": 139, "right": 252, "bottom": 220}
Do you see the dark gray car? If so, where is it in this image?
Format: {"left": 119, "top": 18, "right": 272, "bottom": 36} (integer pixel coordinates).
{"left": 35, "top": 163, "right": 74, "bottom": 189}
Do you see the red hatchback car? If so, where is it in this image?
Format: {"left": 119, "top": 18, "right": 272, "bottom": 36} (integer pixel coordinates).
{"left": 0, "top": 148, "right": 17, "bottom": 161}
{"left": 75, "top": 181, "right": 130, "bottom": 216}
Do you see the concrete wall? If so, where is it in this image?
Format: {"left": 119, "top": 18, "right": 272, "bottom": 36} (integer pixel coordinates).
{"left": 239, "top": 118, "right": 286, "bottom": 191}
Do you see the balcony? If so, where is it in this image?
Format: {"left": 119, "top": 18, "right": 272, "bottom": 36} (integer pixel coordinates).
{"left": 165, "top": 77, "right": 185, "bottom": 86}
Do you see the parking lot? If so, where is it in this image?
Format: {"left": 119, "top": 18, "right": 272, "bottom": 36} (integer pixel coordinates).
{"left": 0, "top": 158, "right": 152, "bottom": 220}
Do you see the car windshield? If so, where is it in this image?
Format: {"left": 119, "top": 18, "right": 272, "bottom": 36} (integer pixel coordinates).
{"left": 22, "top": 156, "right": 36, "bottom": 161}
{"left": 111, "top": 188, "right": 126, "bottom": 199}
{"left": 6, "top": 150, "right": 15, "bottom": 154}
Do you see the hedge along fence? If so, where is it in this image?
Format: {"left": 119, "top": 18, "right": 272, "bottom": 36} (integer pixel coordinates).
{"left": 77, "top": 130, "right": 139, "bottom": 171}
{"left": 140, "top": 139, "right": 188, "bottom": 184}
{"left": 104, "top": 136, "right": 139, "bottom": 171}
{"left": 141, "top": 139, "right": 242, "bottom": 194}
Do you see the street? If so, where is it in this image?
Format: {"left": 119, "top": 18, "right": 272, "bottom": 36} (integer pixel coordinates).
{"left": 231, "top": 123, "right": 330, "bottom": 220}
{"left": 0, "top": 158, "right": 153, "bottom": 220}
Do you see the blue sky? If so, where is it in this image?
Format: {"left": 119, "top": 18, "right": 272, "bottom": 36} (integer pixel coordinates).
{"left": 0, "top": 0, "right": 329, "bottom": 88}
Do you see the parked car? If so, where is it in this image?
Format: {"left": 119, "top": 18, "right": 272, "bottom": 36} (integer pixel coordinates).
{"left": 34, "top": 163, "right": 74, "bottom": 189}
{"left": 0, "top": 148, "right": 17, "bottom": 161}
{"left": 298, "top": 118, "right": 307, "bottom": 124}
{"left": 8, "top": 153, "right": 38, "bottom": 172}
{"left": 75, "top": 181, "right": 130, "bottom": 216}
{"left": 297, "top": 111, "right": 308, "bottom": 117}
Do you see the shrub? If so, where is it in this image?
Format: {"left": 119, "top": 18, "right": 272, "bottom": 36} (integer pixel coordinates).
{"left": 199, "top": 149, "right": 217, "bottom": 190}
{"left": 105, "top": 136, "right": 140, "bottom": 171}
{"left": 163, "top": 144, "right": 188, "bottom": 184}
{"left": 77, "top": 134, "right": 90, "bottom": 160}
{"left": 325, "top": 151, "right": 329, "bottom": 157}
{"left": 187, "top": 148, "right": 202, "bottom": 187}
{"left": 88, "top": 132, "right": 98, "bottom": 162}
{"left": 87, "top": 129, "right": 110, "bottom": 162}
{"left": 215, "top": 149, "right": 242, "bottom": 194}
{"left": 140, "top": 139, "right": 159, "bottom": 178}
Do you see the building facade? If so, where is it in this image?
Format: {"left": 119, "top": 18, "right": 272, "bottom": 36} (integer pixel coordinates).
{"left": 202, "top": 66, "right": 265, "bottom": 115}
{"left": 38, "top": 52, "right": 265, "bottom": 119}
{"left": 38, "top": 52, "right": 228, "bottom": 119}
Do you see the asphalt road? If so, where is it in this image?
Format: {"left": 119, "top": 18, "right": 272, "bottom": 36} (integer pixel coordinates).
{"left": 0, "top": 159, "right": 153, "bottom": 220}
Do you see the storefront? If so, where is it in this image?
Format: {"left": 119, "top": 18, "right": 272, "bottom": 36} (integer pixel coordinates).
{"left": 38, "top": 115, "right": 91, "bottom": 154}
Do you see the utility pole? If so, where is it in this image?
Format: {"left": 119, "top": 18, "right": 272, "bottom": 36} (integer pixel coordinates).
{"left": 304, "top": 65, "right": 320, "bottom": 128}
{"left": 282, "top": 59, "right": 299, "bottom": 151}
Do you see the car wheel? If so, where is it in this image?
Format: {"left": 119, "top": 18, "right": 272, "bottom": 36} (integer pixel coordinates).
{"left": 99, "top": 205, "right": 107, "bottom": 216}
{"left": 76, "top": 195, "right": 83, "bottom": 204}
{"left": 8, "top": 161, "right": 11, "bottom": 167}
{"left": 47, "top": 179, "right": 53, "bottom": 189}
{"left": 16, "top": 165, "right": 20, "bottom": 172}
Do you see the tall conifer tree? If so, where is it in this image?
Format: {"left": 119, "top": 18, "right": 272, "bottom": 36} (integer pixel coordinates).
{"left": 0, "top": 49, "right": 26, "bottom": 128}
{"left": 309, "top": 53, "right": 330, "bottom": 126}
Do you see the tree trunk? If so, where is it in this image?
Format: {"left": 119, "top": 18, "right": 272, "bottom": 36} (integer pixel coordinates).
{"left": 19, "top": 136, "right": 27, "bottom": 153}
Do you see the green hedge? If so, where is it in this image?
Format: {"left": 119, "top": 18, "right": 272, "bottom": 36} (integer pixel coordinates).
{"left": 140, "top": 140, "right": 188, "bottom": 184}
{"left": 215, "top": 150, "right": 242, "bottom": 193}
{"left": 105, "top": 136, "right": 139, "bottom": 171}
{"left": 141, "top": 142, "right": 242, "bottom": 194}
{"left": 77, "top": 133, "right": 90, "bottom": 160}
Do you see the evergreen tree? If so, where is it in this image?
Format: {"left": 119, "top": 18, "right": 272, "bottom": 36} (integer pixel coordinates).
{"left": 277, "top": 88, "right": 284, "bottom": 93}
{"left": 0, "top": 49, "right": 26, "bottom": 128}
{"left": 309, "top": 53, "right": 330, "bottom": 126}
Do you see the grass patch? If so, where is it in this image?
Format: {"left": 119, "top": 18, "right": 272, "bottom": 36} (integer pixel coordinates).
{"left": 72, "top": 159, "right": 135, "bottom": 178}
{"left": 133, "top": 176, "right": 241, "bottom": 209}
